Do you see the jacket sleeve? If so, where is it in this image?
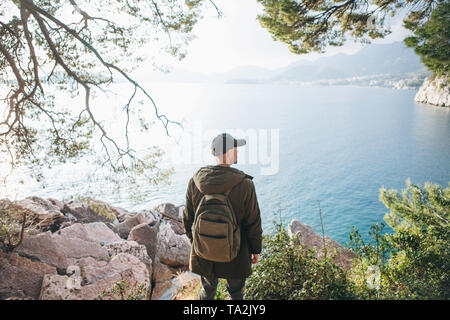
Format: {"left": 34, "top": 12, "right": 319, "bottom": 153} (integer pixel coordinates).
{"left": 242, "top": 178, "right": 263, "bottom": 254}
{"left": 182, "top": 178, "right": 195, "bottom": 243}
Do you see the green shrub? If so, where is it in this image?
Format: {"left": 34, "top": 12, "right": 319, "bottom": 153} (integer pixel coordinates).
{"left": 214, "top": 279, "right": 231, "bottom": 300}
{"left": 347, "top": 179, "right": 450, "bottom": 299}
{"left": 244, "top": 222, "right": 356, "bottom": 300}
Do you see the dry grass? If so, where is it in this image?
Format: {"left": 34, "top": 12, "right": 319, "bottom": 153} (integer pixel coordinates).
{"left": 173, "top": 277, "right": 202, "bottom": 300}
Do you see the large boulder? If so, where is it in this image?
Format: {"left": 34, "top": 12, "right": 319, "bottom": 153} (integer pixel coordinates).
{"left": 39, "top": 253, "right": 150, "bottom": 300}
{"left": 83, "top": 222, "right": 122, "bottom": 244}
{"left": 135, "top": 209, "right": 160, "bottom": 225}
{"left": 15, "top": 231, "right": 68, "bottom": 270}
{"left": 9, "top": 197, "right": 65, "bottom": 232}
{"left": 155, "top": 203, "right": 185, "bottom": 234}
{"left": 155, "top": 203, "right": 183, "bottom": 220}
{"left": 152, "top": 256, "right": 177, "bottom": 283}
{"left": 69, "top": 257, "right": 107, "bottom": 284}
{"left": 128, "top": 222, "right": 159, "bottom": 263}
{"left": 39, "top": 274, "right": 82, "bottom": 300}
{"left": 288, "top": 219, "right": 357, "bottom": 270}
{"left": 105, "top": 240, "right": 151, "bottom": 264}
{"left": 14, "top": 222, "right": 120, "bottom": 271}
{"left": 415, "top": 74, "right": 449, "bottom": 107}
{"left": 155, "top": 220, "right": 190, "bottom": 267}
{"left": 46, "top": 198, "right": 65, "bottom": 211}
{"left": 113, "top": 215, "right": 141, "bottom": 239}
{"left": 0, "top": 251, "right": 57, "bottom": 299}
{"left": 105, "top": 240, "right": 152, "bottom": 277}
{"left": 61, "top": 199, "right": 118, "bottom": 224}
{"left": 53, "top": 234, "right": 109, "bottom": 262}
{"left": 55, "top": 222, "right": 121, "bottom": 244}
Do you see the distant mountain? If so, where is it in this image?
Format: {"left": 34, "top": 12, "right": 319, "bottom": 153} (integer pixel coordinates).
{"left": 136, "top": 41, "right": 431, "bottom": 89}
{"left": 211, "top": 65, "right": 282, "bottom": 82}
{"left": 271, "top": 41, "right": 427, "bottom": 82}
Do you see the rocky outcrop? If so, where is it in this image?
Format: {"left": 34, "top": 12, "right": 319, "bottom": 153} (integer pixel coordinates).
{"left": 61, "top": 199, "right": 118, "bottom": 225}
{"left": 0, "top": 251, "right": 57, "bottom": 299}
{"left": 288, "top": 219, "right": 357, "bottom": 270}
{"left": 39, "top": 253, "right": 150, "bottom": 300}
{"left": 0, "top": 196, "right": 190, "bottom": 300}
{"left": 415, "top": 74, "right": 449, "bottom": 107}
{"left": 1, "top": 195, "right": 361, "bottom": 300}
{"left": 1, "top": 197, "right": 65, "bottom": 233}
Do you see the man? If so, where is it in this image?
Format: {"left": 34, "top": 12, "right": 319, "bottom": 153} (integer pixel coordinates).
{"left": 182, "top": 132, "right": 263, "bottom": 300}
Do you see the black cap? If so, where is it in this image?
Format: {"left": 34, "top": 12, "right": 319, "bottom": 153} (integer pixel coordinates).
{"left": 211, "top": 133, "right": 246, "bottom": 156}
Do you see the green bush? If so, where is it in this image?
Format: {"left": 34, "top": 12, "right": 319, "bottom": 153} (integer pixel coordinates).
{"left": 244, "top": 223, "right": 356, "bottom": 300}
{"left": 244, "top": 180, "right": 449, "bottom": 300}
{"left": 214, "top": 279, "right": 231, "bottom": 300}
{"left": 347, "top": 179, "right": 450, "bottom": 299}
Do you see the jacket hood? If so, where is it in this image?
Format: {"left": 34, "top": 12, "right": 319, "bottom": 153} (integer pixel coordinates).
{"left": 193, "top": 165, "right": 251, "bottom": 194}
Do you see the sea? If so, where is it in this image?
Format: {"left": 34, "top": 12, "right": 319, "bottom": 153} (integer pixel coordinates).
{"left": 2, "top": 82, "right": 449, "bottom": 245}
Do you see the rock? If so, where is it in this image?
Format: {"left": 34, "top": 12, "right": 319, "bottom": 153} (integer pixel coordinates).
{"left": 81, "top": 253, "right": 150, "bottom": 300}
{"left": 156, "top": 271, "right": 200, "bottom": 300}
{"left": 39, "top": 253, "right": 150, "bottom": 300}
{"left": 55, "top": 222, "right": 121, "bottom": 245}
{"left": 61, "top": 199, "right": 116, "bottom": 224}
{"left": 415, "top": 74, "right": 449, "bottom": 107}
{"left": 69, "top": 257, "right": 107, "bottom": 284}
{"left": 155, "top": 203, "right": 179, "bottom": 219}
{"left": 83, "top": 222, "right": 122, "bottom": 244}
{"left": 80, "top": 272, "right": 124, "bottom": 300}
{"left": 105, "top": 240, "right": 152, "bottom": 277}
{"left": 152, "top": 256, "right": 176, "bottom": 282}
{"left": 111, "top": 206, "right": 133, "bottom": 218}
{"left": 47, "top": 198, "right": 65, "bottom": 211}
{"left": 66, "top": 265, "right": 81, "bottom": 278}
{"left": 113, "top": 215, "right": 141, "bottom": 239}
{"left": 81, "top": 253, "right": 148, "bottom": 285}
{"left": 0, "top": 251, "right": 57, "bottom": 299}
{"left": 39, "top": 274, "right": 82, "bottom": 300}
{"left": 167, "top": 219, "right": 185, "bottom": 235}
{"left": 176, "top": 205, "right": 185, "bottom": 219}
{"left": 55, "top": 223, "right": 90, "bottom": 241}
{"left": 154, "top": 203, "right": 184, "bottom": 234}
{"left": 52, "top": 233, "right": 109, "bottom": 262}
{"left": 288, "top": 219, "right": 357, "bottom": 270}
{"left": 135, "top": 209, "right": 160, "bottom": 225}
{"left": 155, "top": 203, "right": 185, "bottom": 220}
{"left": 15, "top": 231, "right": 68, "bottom": 270}
{"left": 156, "top": 220, "right": 190, "bottom": 267}
{"left": 151, "top": 279, "right": 174, "bottom": 300}
{"left": 15, "top": 223, "right": 119, "bottom": 270}
{"left": 128, "top": 222, "right": 159, "bottom": 264}
{"left": 117, "top": 213, "right": 134, "bottom": 223}
{"left": 105, "top": 240, "right": 151, "bottom": 263}
{"left": 12, "top": 197, "right": 65, "bottom": 232}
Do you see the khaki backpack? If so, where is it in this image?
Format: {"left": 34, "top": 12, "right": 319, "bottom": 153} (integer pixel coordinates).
{"left": 192, "top": 187, "right": 240, "bottom": 262}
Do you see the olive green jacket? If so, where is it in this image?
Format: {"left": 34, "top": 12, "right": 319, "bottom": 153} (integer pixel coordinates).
{"left": 182, "top": 165, "right": 263, "bottom": 279}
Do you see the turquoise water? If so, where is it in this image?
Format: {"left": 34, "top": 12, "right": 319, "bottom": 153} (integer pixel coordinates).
{"left": 8, "top": 83, "right": 450, "bottom": 245}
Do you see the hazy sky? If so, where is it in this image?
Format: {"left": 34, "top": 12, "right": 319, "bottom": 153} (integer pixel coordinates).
{"left": 149, "top": 0, "right": 414, "bottom": 75}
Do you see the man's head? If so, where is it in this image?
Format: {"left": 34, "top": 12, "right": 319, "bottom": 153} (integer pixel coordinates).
{"left": 211, "top": 133, "right": 246, "bottom": 166}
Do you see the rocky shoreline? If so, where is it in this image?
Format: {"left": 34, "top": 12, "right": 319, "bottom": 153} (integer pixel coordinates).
{"left": 414, "top": 74, "right": 449, "bottom": 107}
{"left": 0, "top": 196, "right": 356, "bottom": 300}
